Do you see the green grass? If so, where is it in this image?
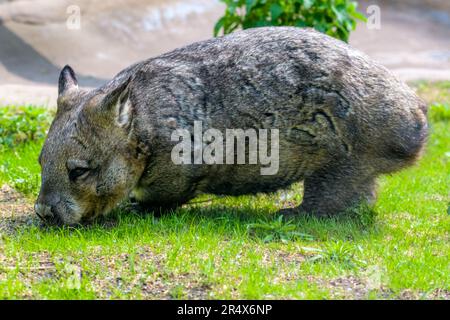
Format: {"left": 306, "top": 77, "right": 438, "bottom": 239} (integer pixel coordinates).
{"left": 0, "top": 105, "right": 51, "bottom": 195}
{"left": 0, "top": 83, "right": 449, "bottom": 300}
{"left": 0, "top": 105, "right": 53, "bottom": 152}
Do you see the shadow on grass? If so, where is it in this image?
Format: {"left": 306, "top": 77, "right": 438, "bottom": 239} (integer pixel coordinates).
{"left": 1, "top": 199, "right": 380, "bottom": 244}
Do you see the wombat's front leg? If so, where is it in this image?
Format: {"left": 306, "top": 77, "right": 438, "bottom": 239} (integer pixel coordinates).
{"left": 282, "top": 160, "right": 377, "bottom": 217}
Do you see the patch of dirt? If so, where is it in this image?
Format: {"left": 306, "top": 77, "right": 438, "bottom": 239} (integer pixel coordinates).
{"left": 0, "top": 184, "right": 37, "bottom": 234}
{"left": 0, "top": 251, "right": 56, "bottom": 299}
{"left": 324, "top": 275, "right": 392, "bottom": 299}
{"left": 428, "top": 289, "right": 450, "bottom": 300}
{"left": 85, "top": 247, "right": 211, "bottom": 299}
{"left": 0, "top": 242, "right": 210, "bottom": 299}
{"left": 307, "top": 274, "right": 450, "bottom": 300}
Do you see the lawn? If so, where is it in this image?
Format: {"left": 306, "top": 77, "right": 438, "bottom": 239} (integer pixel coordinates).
{"left": 0, "top": 82, "right": 449, "bottom": 299}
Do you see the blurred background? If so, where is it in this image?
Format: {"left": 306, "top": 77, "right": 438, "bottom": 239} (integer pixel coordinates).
{"left": 0, "top": 0, "right": 449, "bottom": 107}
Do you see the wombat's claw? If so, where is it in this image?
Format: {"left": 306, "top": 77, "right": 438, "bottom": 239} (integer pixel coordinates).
{"left": 122, "top": 201, "right": 161, "bottom": 216}
{"left": 277, "top": 207, "right": 304, "bottom": 220}
{"left": 127, "top": 200, "right": 179, "bottom": 217}
{"left": 123, "top": 201, "right": 146, "bottom": 214}
{"left": 278, "top": 206, "right": 329, "bottom": 220}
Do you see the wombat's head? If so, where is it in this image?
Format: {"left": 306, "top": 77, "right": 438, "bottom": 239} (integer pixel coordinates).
{"left": 35, "top": 66, "right": 146, "bottom": 225}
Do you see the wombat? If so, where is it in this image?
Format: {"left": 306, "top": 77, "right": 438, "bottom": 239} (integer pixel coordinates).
{"left": 35, "top": 27, "right": 428, "bottom": 225}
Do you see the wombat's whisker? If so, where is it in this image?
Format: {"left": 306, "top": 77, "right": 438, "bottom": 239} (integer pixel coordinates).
{"left": 35, "top": 211, "right": 45, "bottom": 222}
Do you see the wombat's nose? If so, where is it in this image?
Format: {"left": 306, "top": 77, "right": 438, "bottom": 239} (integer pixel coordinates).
{"left": 34, "top": 203, "right": 54, "bottom": 222}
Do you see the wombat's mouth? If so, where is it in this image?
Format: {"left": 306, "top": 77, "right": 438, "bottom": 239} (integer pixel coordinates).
{"left": 37, "top": 195, "right": 126, "bottom": 226}
{"left": 37, "top": 213, "right": 81, "bottom": 228}
{"left": 76, "top": 200, "right": 117, "bottom": 225}
{"left": 71, "top": 209, "right": 102, "bottom": 226}
{"left": 73, "top": 199, "right": 109, "bottom": 224}
{"left": 36, "top": 211, "right": 64, "bottom": 227}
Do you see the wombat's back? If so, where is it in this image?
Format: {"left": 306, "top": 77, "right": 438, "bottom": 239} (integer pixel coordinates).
{"left": 102, "top": 27, "right": 427, "bottom": 179}
{"left": 129, "top": 27, "right": 427, "bottom": 174}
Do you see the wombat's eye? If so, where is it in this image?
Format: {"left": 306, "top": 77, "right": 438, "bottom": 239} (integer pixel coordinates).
{"left": 67, "top": 159, "right": 91, "bottom": 182}
{"left": 69, "top": 167, "right": 90, "bottom": 181}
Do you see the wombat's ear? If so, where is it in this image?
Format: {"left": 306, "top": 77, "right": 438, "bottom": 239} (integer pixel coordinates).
{"left": 101, "top": 78, "right": 132, "bottom": 129}
{"left": 58, "top": 65, "right": 78, "bottom": 96}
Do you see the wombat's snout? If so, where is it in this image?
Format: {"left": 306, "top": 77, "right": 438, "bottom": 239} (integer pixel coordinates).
{"left": 34, "top": 199, "right": 62, "bottom": 225}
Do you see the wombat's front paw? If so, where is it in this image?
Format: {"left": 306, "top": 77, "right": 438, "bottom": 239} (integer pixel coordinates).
{"left": 119, "top": 200, "right": 147, "bottom": 215}
{"left": 277, "top": 207, "right": 301, "bottom": 220}
{"left": 126, "top": 200, "right": 179, "bottom": 217}
{"left": 277, "top": 206, "right": 331, "bottom": 220}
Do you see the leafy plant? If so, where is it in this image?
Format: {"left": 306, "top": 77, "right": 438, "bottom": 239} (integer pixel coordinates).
{"left": 306, "top": 241, "right": 366, "bottom": 268}
{"left": 0, "top": 143, "right": 43, "bottom": 195}
{"left": 0, "top": 106, "right": 51, "bottom": 195}
{"left": 0, "top": 105, "right": 53, "bottom": 152}
{"left": 214, "top": 0, "right": 367, "bottom": 42}
{"left": 169, "top": 285, "right": 187, "bottom": 299}
{"left": 247, "top": 215, "right": 313, "bottom": 243}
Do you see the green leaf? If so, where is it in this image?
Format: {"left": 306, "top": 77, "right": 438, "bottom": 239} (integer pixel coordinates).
{"left": 246, "top": 0, "right": 257, "bottom": 11}
{"left": 331, "top": 5, "right": 345, "bottom": 23}
{"left": 214, "top": 17, "right": 226, "bottom": 36}
{"left": 294, "top": 20, "right": 307, "bottom": 27}
{"left": 270, "top": 3, "right": 283, "bottom": 21}
{"left": 351, "top": 10, "right": 367, "bottom": 22}
{"left": 227, "top": 1, "right": 238, "bottom": 15}
{"left": 303, "top": 0, "right": 314, "bottom": 10}
{"left": 214, "top": 0, "right": 362, "bottom": 41}
{"left": 252, "top": 19, "right": 272, "bottom": 28}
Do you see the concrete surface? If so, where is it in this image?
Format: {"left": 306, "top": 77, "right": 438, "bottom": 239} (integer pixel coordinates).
{"left": 0, "top": 0, "right": 448, "bottom": 107}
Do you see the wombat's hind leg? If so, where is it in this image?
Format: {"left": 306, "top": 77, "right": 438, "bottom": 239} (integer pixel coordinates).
{"left": 281, "top": 161, "right": 377, "bottom": 217}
